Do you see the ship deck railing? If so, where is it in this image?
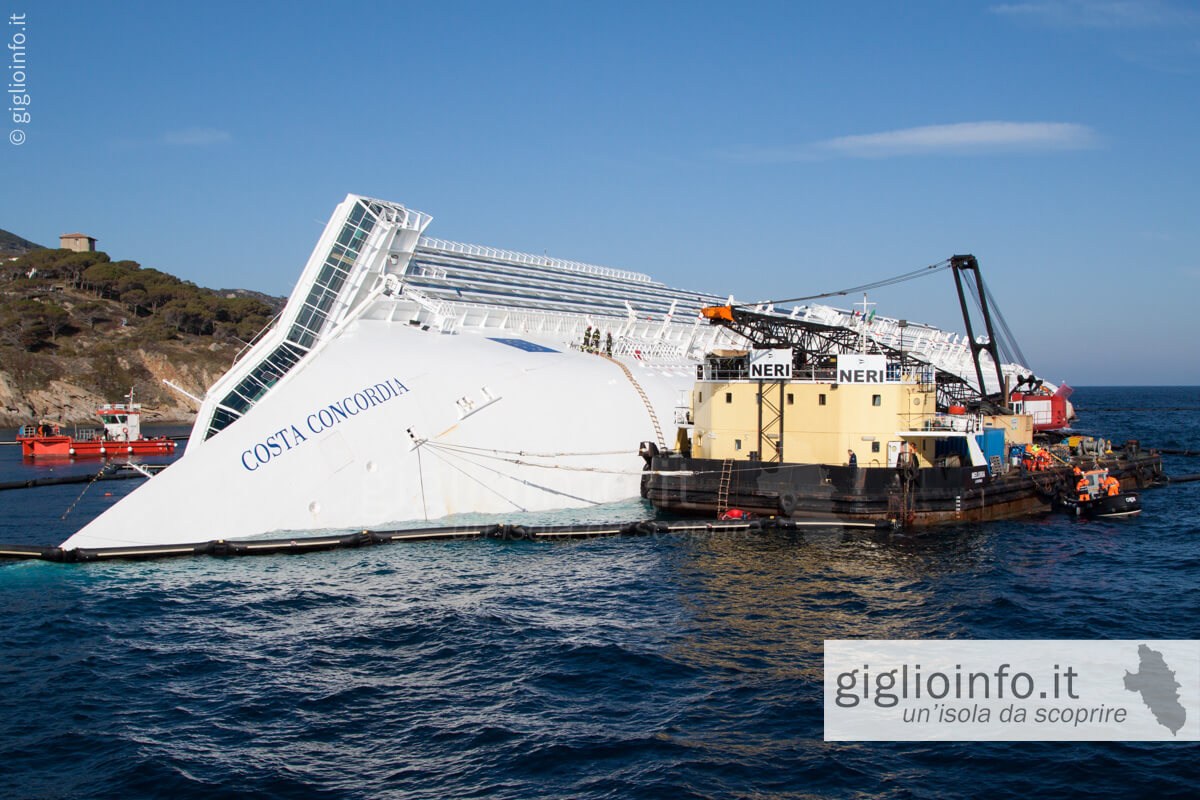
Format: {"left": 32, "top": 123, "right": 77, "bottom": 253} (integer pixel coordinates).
{"left": 417, "top": 236, "right": 654, "bottom": 285}
{"left": 912, "top": 416, "right": 984, "bottom": 434}
{"left": 698, "top": 365, "right": 936, "bottom": 385}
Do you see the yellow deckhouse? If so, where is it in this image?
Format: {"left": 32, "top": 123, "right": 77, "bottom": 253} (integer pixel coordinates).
{"left": 681, "top": 348, "right": 1033, "bottom": 471}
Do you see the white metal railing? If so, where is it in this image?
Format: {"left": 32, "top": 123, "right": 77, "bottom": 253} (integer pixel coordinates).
{"left": 918, "top": 414, "right": 984, "bottom": 433}
{"left": 377, "top": 290, "right": 738, "bottom": 364}
{"left": 401, "top": 286, "right": 461, "bottom": 331}
{"left": 98, "top": 403, "right": 140, "bottom": 413}
{"left": 417, "top": 237, "right": 654, "bottom": 285}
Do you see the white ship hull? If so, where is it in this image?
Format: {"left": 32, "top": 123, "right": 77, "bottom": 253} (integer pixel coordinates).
{"left": 62, "top": 194, "right": 735, "bottom": 549}
{"left": 64, "top": 321, "right": 693, "bottom": 549}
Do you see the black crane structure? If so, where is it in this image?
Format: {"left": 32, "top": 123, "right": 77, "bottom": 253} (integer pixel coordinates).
{"left": 702, "top": 255, "right": 1020, "bottom": 414}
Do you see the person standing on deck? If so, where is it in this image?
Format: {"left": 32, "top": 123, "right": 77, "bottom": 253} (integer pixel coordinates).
{"left": 848, "top": 449, "right": 857, "bottom": 468}
{"left": 1076, "top": 475, "right": 1091, "bottom": 502}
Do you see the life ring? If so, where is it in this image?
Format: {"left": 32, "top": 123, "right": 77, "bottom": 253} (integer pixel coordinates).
{"left": 122, "top": 426, "right": 129, "bottom": 438}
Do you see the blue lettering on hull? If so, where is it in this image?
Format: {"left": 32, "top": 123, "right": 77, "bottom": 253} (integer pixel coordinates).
{"left": 241, "top": 376, "right": 411, "bottom": 472}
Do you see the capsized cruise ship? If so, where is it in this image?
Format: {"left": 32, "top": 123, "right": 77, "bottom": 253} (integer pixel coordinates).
{"left": 63, "top": 195, "right": 741, "bottom": 548}
{"left": 62, "top": 195, "right": 1058, "bottom": 549}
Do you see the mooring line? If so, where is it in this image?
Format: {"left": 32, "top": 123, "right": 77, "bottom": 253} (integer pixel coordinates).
{"left": 61, "top": 466, "right": 114, "bottom": 520}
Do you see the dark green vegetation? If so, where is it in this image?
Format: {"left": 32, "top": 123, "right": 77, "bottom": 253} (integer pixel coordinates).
{"left": 0, "top": 227, "right": 43, "bottom": 256}
{"left": 0, "top": 243, "right": 285, "bottom": 422}
{"left": 3, "top": 248, "right": 280, "bottom": 350}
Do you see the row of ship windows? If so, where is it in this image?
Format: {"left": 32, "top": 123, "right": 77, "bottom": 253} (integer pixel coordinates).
{"left": 730, "top": 439, "right": 884, "bottom": 453}
{"left": 207, "top": 203, "right": 379, "bottom": 439}
{"left": 705, "top": 392, "right": 884, "bottom": 407}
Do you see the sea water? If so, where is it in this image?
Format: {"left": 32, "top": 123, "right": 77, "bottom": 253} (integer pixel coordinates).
{"left": 0, "top": 387, "right": 1196, "bottom": 799}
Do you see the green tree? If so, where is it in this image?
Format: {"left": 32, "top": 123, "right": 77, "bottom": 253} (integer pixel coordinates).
{"left": 73, "top": 300, "right": 105, "bottom": 330}
{"left": 121, "top": 287, "right": 148, "bottom": 314}
{"left": 41, "top": 303, "right": 71, "bottom": 342}
{"left": 81, "top": 262, "right": 138, "bottom": 299}
{"left": 0, "top": 299, "right": 53, "bottom": 350}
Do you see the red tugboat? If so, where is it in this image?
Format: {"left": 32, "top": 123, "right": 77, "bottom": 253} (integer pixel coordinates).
{"left": 16, "top": 391, "right": 177, "bottom": 459}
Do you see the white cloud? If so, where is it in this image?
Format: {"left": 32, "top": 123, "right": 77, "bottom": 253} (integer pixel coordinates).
{"left": 725, "top": 122, "right": 1100, "bottom": 163}
{"left": 812, "top": 121, "right": 1100, "bottom": 159}
{"left": 989, "top": 1, "right": 1200, "bottom": 29}
{"left": 162, "top": 128, "right": 232, "bottom": 146}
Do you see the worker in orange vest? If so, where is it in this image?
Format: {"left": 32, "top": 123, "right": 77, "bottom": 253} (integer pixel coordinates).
{"left": 1102, "top": 474, "right": 1121, "bottom": 497}
{"left": 1076, "top": 475, "right": 1091, "bottom": 502}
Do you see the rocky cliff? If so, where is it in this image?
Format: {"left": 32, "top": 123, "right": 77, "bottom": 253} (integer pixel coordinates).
{"left": 0, "top": 341, "right": 237, "bottom": 427}
{"left": 0, "top": 243, "right": 281, "bottom": 429}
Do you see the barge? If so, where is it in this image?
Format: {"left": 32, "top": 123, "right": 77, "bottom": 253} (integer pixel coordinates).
{"left": 640, "top": 256, "right": 1163, "bottom": 528}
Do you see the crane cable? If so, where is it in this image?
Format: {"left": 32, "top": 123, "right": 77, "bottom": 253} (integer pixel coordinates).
{"left": 738, "top": 259, "right": 952, "bottom": 308}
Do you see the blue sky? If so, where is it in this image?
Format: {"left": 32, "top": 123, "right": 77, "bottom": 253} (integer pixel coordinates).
{"left": 2, "top": 0, "right": 1197, "bottom": 384}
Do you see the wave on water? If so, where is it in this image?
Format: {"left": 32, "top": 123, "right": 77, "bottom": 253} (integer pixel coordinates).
{"left": 0, "top": 388, "right": 1197, "bottom": 799}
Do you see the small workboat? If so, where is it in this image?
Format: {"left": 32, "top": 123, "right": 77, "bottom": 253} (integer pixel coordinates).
{"left": 1060, "top": 467, "right": 1142, "bottom": 518}
{"left": 1060, "top": 491, "right": 1142, "bottom": 518}
{"left": 16, "top": 391, "right": 177, "bottom": 459}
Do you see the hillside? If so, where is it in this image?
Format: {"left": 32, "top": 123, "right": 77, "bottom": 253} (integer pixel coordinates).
{"left": 0, "top": 227, "right": 44, "bottom": 256}
{"left": 0, "top": 245, "right": 286, "bottom": 426}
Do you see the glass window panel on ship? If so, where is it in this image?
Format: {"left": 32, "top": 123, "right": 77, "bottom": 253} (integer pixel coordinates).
{"left": 291, "top": 304, "right": 318, "bottom": 336}
{"left": 218, "top": 387, "right": 252, "bottom": 416}
{"left": 200, "top": 206, "right": 378, "bottom": 441}
{"left": 227, "top": 371, "right": 272, "bottom": 408}
{"left": 286, "top": 324, "right": 317, "bottom": 349}
{"left": 291, "top": 313, "right": 324, "bottom": 343}
{"left": 206, "top": 407, "right": 241, "bottom": 439}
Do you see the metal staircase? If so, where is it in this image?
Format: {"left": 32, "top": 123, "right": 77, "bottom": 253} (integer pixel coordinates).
{"left": 600, "top": 355, "right": 665, "bottom": 450}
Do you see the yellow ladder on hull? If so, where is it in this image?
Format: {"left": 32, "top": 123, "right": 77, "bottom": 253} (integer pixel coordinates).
{"left": 717, "top": 458, "right": 734, "bottom": 515}
{"left": 600, "top": 354, "right": 665, "bottom": 450}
